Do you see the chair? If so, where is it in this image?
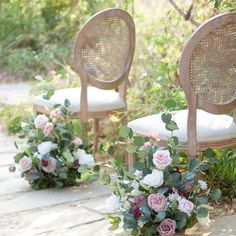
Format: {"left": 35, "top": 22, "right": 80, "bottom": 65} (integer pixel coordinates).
{"left": 33, "top": 8, "right": 135, "bottom": 152}
{"left": 127, "top": 13, "right": 236, "bottom": 168}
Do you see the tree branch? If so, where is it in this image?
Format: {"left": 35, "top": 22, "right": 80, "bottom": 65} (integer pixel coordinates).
{"left": 168, "top": 0, "right": 200, "bottom": 27}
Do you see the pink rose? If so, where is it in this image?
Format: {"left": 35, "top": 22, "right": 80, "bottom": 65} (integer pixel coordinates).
{"left": 43, "top": 122, "right": 53, "bottom": 137}
{"left": 153, "top": 150, "right": 172, "bottom": 170}
{"left": 185, "top": 182, "right": 194, "bottom": 191}
{"left": 19, "top": 156, "right": 32, "bottom": 172}
{"left": 41, "top": 158, "right": 57, "bottom": 173}
{"left": 157, "top": 218, "right": 177, "bottom": 236}
{"left": 143, "top": 142, "right": 151, "bottom": 148}
{"left": 50, "top": 108, "right": 61, "bottom": 123}
{"left": 148, "top": 131, "right": 160, "bottom": 141}
{"left": 34, "top": 114, "right": 49, "bottom": 129}
{"left": 148, "top": 193, "right": 166, "bottom": 212}
{"left": 133, "top": 195, "right": 146, "bottom": 208}
{"left": 178, "top": 198, "right": 194, "bottom": 216}
{"left": 72, "top": 137, "right": 83, "bottom": 147}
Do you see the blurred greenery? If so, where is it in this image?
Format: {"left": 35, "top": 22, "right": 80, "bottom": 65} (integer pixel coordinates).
{"left": 0, "top": 0, "right": 236, "bottom": 197}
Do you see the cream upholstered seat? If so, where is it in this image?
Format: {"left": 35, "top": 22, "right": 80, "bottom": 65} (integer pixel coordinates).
{"left": 34, "top": 87, "right": 126, "bottom": 113}
{"left": 33, "top": 9, "right": 135, "bottom": 153}
{"left": 127, "top": 13, "right": 236, "bottom": 168}
{"left": 128, "top": 109, "right": 236, "bottom": 143}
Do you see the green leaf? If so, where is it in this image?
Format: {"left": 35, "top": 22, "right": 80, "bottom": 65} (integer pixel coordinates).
{"left": 165, "top": 99, "right": 176, "bottom": 109}
{"left": 189, "top": 159, "right": 198, "bottom": 172}
{"left": 28, "top": 172, "right": 40, "bottom": 181}
{"left": 126, "top": 145, "right": 137, "bottom": 153}
{"left": 197, "top": 207, "right": 208, "bottom": 218}
{"left": 161, "top": 113, "right": 172, "bottom": 123}
{"left": 119, "top": 126, "right": 131, "bottom": 138}
{"left": 131, "top": 228, "right": 139, "bottom": 236}
{"left": 141, "top": 204, "right": 151, "bottom": 216}
{"left": 94, "top": 165, "right": 100, "bottom": 172}
{"left": 108, "top": 145, "right": 115, "bottom": 155}
{"left": 197, "top": 197, "right": 208, "bottom": 205}
{"left": 175, "top": 212, "right": 187, "bottom": 230}
{"left": 166, "top": 120, "right": 179, "bottom": 131}
{"left": 64, "top": 99, "right": 70, "bottom": 107}
{"left": 156, "top": 211, "right": 166, "bottom": 222}
{"left": 108, "top": 216, "right": 121, "bottom": 231}
{"left": 100, "top": 170, "right": 111, "bottom": 184}
{"left": 123, "top": 213, "right": 137, "bottom": 229}
{"left": 210, "top": 188, "right": 222, "bottom": 201}
{"left": 13, "top": 153, "right": 24, "bottom": 163}
{"left": 63, "top": 149, "right": 74, "bottom": 164}
{"left": 58, "top": 172, "right": 67, "bottom": 179}
{"left": 158, "top": 187, "right": 169, "bottom": 195}
{"left": 77, "top": 164, "right": 88, "bottom": 173}
{"left": 55, "top": 181, "right": 63, "bottom": 188}
{"left": 42, "top": 89, "right": 54, "bottom": 100}
{"left": 133, "top": 136, "right": 145, "bottom": 147}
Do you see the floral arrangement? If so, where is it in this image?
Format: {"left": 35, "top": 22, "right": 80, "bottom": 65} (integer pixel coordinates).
{"left": 12, "top": 100, "right": 100, "bottom": 189}
{"left": 104, "top": 113, "right": 221, "bottom": 236}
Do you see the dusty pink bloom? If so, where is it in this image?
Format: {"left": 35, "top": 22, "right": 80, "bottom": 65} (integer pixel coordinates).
{"left": 50, "top": 108, "right": 61, "bottom": 123}
{"left": 41, "top": 158, "right": 57, "bottom": 173}
{"left": 43, "top": 122, "right": 53, "bottom": 137}
{"left": 133, "top": 195, "right": 146, "bottom": 208}
{"left": 178, "top": 198, "right": 194, "bottom": 216}
{"left": 8, "top": 165, "right": 16, "bottom": 173}
{"left": 143, "top": 142, "right": 151, "bottom": 148}
{"left": 148, "top": 131, "right": 160, "bottom": 141}
{"left": 153, "top": 150, "right": 172, "bottom": 170}
{"left": 72, "top": 137, "right": 83, "bottom": 147}
{"left": 185, "top": 182, "right": 194, "bottom": 191}
{"left": 148, "top": 193, "right": 166, "bottom": 212}
{"left": 34, "top": 115, "right": 48, "bottom": 129}
{"left": 19, "top": 156, "right": 32, "bottom": 172}
{"left": 157, "top": 218, "right": 177, "bottom": 236}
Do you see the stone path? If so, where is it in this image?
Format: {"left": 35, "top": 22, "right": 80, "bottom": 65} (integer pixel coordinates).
{"left": 0, "top": 130, "right": 236, "bottom": 236}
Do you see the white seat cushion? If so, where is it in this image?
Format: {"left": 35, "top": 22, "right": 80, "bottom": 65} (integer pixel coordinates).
{"left": 34, "top": 87, "right": 126, "bottom": 113}
{"left": 128, "top": 109, "right": 236, "bottom": 142}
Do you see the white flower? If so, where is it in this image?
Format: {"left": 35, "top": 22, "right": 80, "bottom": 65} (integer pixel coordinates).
{"left": 34, "top": 114, "right": 48, "bottom": 129}
{"left": 73, "top": 149, "right": 86, "bottom": 159}
{"left": 79, "top": 154, "right": 95, "bottom": 168}
{"left": 131, "top": 180, "right": 139, "bottom": 190}
{"left": 72, "top": 137, "right": 83, "bottom": 147}
{"left": 153, "top": 150, "right": 172, "bottom": 170}
{"left": 37, "top": 141, "right": 57, "bottom": 155}
{"left": 141, "top": 169, "right": 164, "bottom": 188}
{"left": 168, "top": 193, "right": 182, "bottom": 202}
{"left": 33, "top": 152, "right": 42, "bottom": 159}
{"left": 134, "top": 170, "right": 143, "bottom": 180}
{"left": 19, "top": 141, "right": 29, "bottom": 152}
{"left": 198, "top": 180, "right": 208, "bottom": 190}
{"left": 106, "top": 194, "right": 120, "bottom": 212}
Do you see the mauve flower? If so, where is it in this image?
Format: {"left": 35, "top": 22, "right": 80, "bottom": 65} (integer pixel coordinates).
{"left": 43, "top": 122, "right": 53, "bottom": 137}
{"left": 185, "top": 182, "right": 194, "bottom": 191}
{"left": 72, "top": 137, "right": 83, "bottom": 147}
{"left": 19, "top": 156, "right": 32, "bottom": 172}
{"left": 153, "top": 150, "right": 172, "bottom": 170}
{"left": 178, "top": 198, "right": 194, "bottom": 217}
{"left": 133, "top": 195, "right": 146, "bottom": 208}
{"left": 142, "top": 169, "right": 164, "bottom": 188}
{"left": 41, "top": 157, "right": 57, "bottom": 173}
{"left": 157, "top": 218, "right": 177, "bottom": 236}
{"left": 148, "top": 193, "right": 166, "bottom": 212}
{"left": 50, "top": 108, "right": 61, "bottom": 123}
{"left": 72, "top": 160, "right": 80, "bottom": 169}
{"left": 143, "top": 142, "right": 151, "bottom": 149}
{"left": 34, "top": 114, "right": 48, "bottom": 129}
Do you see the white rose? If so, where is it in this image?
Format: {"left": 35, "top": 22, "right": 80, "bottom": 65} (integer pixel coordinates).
{"left": 106, "top": 194, "right": 120, "bottom": 212}
{"left": 34, "top": 114, "right": 48, "bottom": 129}
{"left": 37, "top": 141, "right": 57, "bottom": 155}
{"left": 153, "top": 150, "right": 172, "bottom": 170}
{"left": 79, "top": 154, "right": 95, "bottom": 168}
{"left": 134, "top": 170, "right": 143, "bottom": 180}
{"left": 198, "top": 180, "right": 208, "bottom": 190}
{"left": 142, "top": 169, "right": 164, "bottom": 188}
{"left": 73, "top": 149, "right": 86, "bottom": 159}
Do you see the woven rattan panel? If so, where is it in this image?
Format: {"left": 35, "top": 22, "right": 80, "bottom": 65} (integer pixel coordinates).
{"left": 190, "top": 23, "right": 236, "bottom": 104}
{"left": 80, "top": 17, "right": 129, "bottom": 82}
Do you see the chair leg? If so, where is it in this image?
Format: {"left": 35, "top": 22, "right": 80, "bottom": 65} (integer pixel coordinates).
{"left": 127, "top": 152, "right": 135, "bottom": 170}
{"left": 93, "top": 118, "right": 99, "bottom": 155}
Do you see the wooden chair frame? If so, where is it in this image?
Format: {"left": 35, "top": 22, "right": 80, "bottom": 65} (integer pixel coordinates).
{"left": 34, "top": 8, "right": 135, "bottom": 153}
{"left": 179, "top": 13, "right": 236, "bottom": 157}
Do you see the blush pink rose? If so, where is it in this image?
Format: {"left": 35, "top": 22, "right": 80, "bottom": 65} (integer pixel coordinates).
{"left": 143, "top": 142, "right": 151, "bottom": 148}
{"left": 148, "top": 193, "right": 166, "bottom": 212}
{"left": 19, "top": 156, "right": 32, "bottom": 172}
{"left": 50, "top": 108, "right": 61, "bottom": 123}
{"left": 178, "top": 198, "right": 194, "bottom": 216}
{"left": 153, "top": 150, "right": 172, "bottom": 170}
{"left": 41, "top": 158, "right": 57, "bottom": 173}
{"left": 72, "top": 137, "right": 83, "bottom": 147}
{"left": 34, "top": 115, "right": 48, "bottom": 129}
{"left": 157, "top": 218, "right": 177, "bottom": 236}
{"left": 43, "top": 122, "right": 53, "bottom": 137}
{"left": 148, "top": 131, "right": 160, "bottom": 141}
